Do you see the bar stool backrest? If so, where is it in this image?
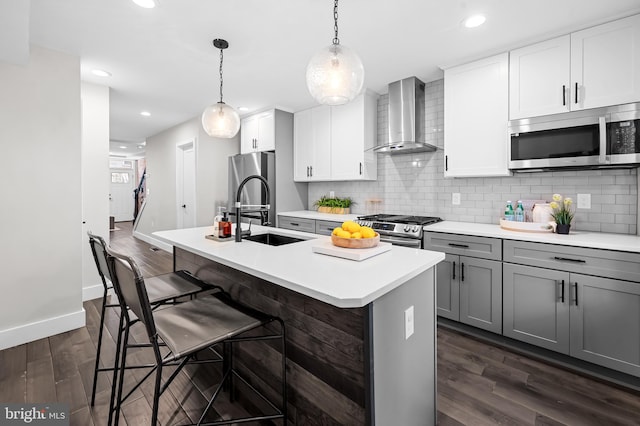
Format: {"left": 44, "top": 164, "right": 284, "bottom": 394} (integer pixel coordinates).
{"left": 87, "top": 232, "right": 113, "bottom": 286}
{"left": 105, "top": 247, "right": 159, "bottom": 345}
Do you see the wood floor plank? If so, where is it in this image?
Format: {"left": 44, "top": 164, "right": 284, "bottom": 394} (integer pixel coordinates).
{"left": 26, "top": 355, "right": 57, "bottom": 402}
{"left": 55, "top": 371, "right": 88, "bottom": 415}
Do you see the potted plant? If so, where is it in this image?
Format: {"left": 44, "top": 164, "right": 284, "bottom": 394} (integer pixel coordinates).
{"left": 313, "top": 195, "right": 355, "bottom": 214}
{"left": 549, "top": 193, "right": 575, "bottom": 234}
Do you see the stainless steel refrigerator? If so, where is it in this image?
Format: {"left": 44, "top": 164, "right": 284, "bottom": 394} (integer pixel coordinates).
{"left": 228, "top": 152, "right": 276, "bottom": 226}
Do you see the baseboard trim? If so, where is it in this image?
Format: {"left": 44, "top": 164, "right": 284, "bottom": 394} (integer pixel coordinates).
{"left": 133, "top": 231, "right": 173, "bottom": 253}
{"left": 83, "top": 283, "right": 104, "bottom": 301}
{"left": 0, "top": 308, "right": 86, "bottom": 351}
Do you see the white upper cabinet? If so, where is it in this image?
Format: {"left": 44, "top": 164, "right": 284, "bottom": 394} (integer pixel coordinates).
{"left": 509, "top": 36, "right": 571, "bottom": 119}
{"left": 444, "top": 53, "right": 510, "bottom": 177}
{"left": 240, "top": 110, "right": 276, "bottom": 153}
{"left": 571, "top": 14, "right": 640, "bottom": 110}
{"left": 510, "top": 13, "right": 640, "bottom": 119}
{"left": 330, "top": 90, "right": 378, "bottom": 181}
{"left": 294, "top": 90, "right": 378, "bottom": 182}
{"left": 293, "top": 106, "right": 331, "bottom": 181}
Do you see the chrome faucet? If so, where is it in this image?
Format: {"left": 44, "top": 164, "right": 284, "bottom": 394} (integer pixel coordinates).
{"left": 234, "top": 174, "right": 270, "bottom": 242}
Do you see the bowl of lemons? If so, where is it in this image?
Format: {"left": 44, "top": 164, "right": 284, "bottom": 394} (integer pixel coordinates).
{"left": 331, "top": 221, "right": 380, "bottom": 249}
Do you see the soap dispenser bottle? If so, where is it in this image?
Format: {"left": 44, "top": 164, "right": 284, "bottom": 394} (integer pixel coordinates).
{"left": 220, "top": 211, "right": 232, "bottom": 238}
{"left": 213, "top": 206, "right": 224, "bottom": 236}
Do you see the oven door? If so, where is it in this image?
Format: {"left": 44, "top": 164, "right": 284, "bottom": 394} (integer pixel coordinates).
{"left": 379, "top": 235, "right": 422, "bottom": 248}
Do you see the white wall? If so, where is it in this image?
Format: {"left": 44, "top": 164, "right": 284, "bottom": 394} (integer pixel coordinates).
{"left": 135, "top": 117, "right": 239, "bottom": 249}
{"left": 0, "top": 46, "right": 84, "bottom": 350}
{"left": 81, "top": 82, "right": 110, "bottom": 300}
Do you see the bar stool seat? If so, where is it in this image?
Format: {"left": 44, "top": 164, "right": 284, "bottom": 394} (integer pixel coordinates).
{"left": 106, "top": 246, "right": 287, "bottom": 426}
{"left": 87, "top": 232, "right": 215, "bottom": 415}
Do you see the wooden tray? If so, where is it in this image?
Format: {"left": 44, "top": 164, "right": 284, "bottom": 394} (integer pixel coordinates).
{"left": 312, "top": 240, "right": 392, "bottom": 261}
{"left": 500, "top": 219, "right": 554, "bottom": 233}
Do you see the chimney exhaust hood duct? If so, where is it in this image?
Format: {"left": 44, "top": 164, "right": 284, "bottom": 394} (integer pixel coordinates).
{"left": 374, "top": 76, "right": 437, "bottom": 154}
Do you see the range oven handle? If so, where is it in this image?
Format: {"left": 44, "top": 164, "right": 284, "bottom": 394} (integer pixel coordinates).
{"left": 379, "top": 235, "right": 422, "bottom": 248}
{"left": 598, "top": 115, "right": 608, "bottom": 164}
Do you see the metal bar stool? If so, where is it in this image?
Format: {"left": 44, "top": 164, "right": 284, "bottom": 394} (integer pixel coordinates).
{"left": 105, "top": 245, "right": 287, "bottom": 426}
{"left": 87, "top": 232, "right": 215, "bottom": 420}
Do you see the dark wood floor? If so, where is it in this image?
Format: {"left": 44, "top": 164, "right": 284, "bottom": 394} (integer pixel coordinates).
{"left": 1, "top": 221, "right": 639, "bottom": 425}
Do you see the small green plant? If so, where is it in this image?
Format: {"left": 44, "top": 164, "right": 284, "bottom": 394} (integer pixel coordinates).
{"left": 549, "top": 193, "right": 575, "bottom": 225}
{"left": 313, "top": 195, "right": 355, "bottom": 209}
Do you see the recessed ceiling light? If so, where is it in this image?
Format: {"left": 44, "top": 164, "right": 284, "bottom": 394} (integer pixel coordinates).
{"left": 140, "top": 111, "right": 151, "bottom": 117}
{"left": 91, "top": 69, "right": 111, "bottom": 77}
{"left": 132, "top": 0, "right": 156, "bottom": 8}
{"left": 120, "top": 145, "right": 127, "bottom": 149}
{"left": 463, "top": 14, "right": 486, "bottom": 28}
{"left": 238, "top": 107, "right": 249, "bottom": 112}
{"left": 137, "top": 145, "right": 144, "bottom": 149}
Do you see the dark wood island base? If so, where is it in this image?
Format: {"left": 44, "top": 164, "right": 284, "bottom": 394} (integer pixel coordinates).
{"left": 174, "top": 246, "right": 437, "bottom": 425}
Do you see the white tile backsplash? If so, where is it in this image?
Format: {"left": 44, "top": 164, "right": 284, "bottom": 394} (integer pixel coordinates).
{"left": 309, "top": 79, "right": 639, "bottom": 235}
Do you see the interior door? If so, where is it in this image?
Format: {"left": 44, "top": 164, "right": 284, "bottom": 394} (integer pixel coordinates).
{"left": 109, "top": 170, "right": 135, "bottom": 222}
{"left": 176, "top": 141, "right": 196, "bottom": 229}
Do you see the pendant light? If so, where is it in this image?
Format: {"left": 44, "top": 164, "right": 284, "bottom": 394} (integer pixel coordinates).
{"left": 306, "top": 0, "right": 364, "bottom": 106}
{"left": 202, "top": 39, "right": 241, "bottom": 138}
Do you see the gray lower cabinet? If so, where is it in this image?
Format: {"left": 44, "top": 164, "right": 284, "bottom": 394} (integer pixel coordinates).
{"left": 503, "top": 263, "right": 570, "bottom": 353}
{"left": 427, "top": 232, "right": 502, "bottom": 334}
{"left": 459, "top": 256, "right": 502, "bottom": 334}
{"left": 277, "top": 215, "right": 315, "bottom": 233}
{"left": 315, "top": 219, "right": 342, "bottom": 236}
{"left": 570, "top": 274, "right": 640, "bottom": 377}
{"left": 504, "top": 239, "right": 640, "bottom": 377}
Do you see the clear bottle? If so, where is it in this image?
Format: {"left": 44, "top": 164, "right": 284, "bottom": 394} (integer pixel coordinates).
{"left": 504, "top": 201, "right": 515, "bottom": 221}
{"left": 213, "top": 206, "right": 224, "bottom": 236}
{"left": 515, "top": 200, "right": 525, "bottom": 222}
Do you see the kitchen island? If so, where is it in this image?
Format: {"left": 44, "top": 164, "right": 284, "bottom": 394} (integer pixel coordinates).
{"left": 154, "top": 225, "right": 444, "bottom": 425}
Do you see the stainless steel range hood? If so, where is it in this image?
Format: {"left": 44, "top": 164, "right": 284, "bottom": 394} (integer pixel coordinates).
{"left": 374, "top": 76, "right": 437, "bottom": 154}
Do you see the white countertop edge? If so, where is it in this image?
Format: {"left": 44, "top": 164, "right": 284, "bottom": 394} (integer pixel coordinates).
{"left": 153, "top": 226, "right": 444, "bottom": 308}
{"left": 424, "top": 221, "right": 640, "bottom": 253}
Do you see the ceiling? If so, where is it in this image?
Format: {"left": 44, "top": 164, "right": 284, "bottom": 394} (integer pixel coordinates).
{"left": 12, "top": 1, "right": 640, "bottom": 154}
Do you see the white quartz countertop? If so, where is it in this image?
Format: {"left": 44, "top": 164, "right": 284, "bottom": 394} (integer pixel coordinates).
{"left": 278, "top": 210, "right": 360, "bottom": 222}
{"left": 425, "top": 221, "right": 640, "bottom": 253}
{"left": 154, "top": 225, "right": 444, "bottom": 308}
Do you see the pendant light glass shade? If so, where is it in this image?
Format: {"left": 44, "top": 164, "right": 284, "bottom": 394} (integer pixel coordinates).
{"left": 202, "top": 38, "right": 240, "bottom": 138}
{"left": 201, "top": 101, "right": 240, "bottom": 138}
{"left": 306, "top": 43, "right": 364, "bottom": 106}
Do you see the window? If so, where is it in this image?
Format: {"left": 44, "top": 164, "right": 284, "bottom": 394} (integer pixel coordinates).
{"left": 111, "top": 172, "right": 130, "bottom": 184}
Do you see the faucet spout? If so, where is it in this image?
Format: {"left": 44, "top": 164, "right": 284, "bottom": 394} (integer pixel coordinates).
{"left": 235, "top": 175, "right": 271, "bottom": 242}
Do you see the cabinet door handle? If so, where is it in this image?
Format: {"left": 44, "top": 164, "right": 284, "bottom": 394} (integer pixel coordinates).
{"left": 575, "top": 82, "right": 579, "bottom": 104}
{"left": 461, "top": 263, "right": 465, "bottom": 282}
{"left": 310, "top": 166, "right": 313, "bottom": 177}
{"left": 452, "top": 261, "right": 456, "bottom": 280}
{"left": 290, "top": 222, "right": 299, "bottom": 226}
{"left": 306, "top": 166, "right": 310, "bottom": 177}
{"left": 359, "top": 162, "right": 362, "bottom": 175}
{"left": 448, "top": 243, "right": 469, "bottom": 248}
{"left": 553, "top": 256, "right": 586, "bottom": 263}
{"left": 562, "top": 85, "right": 566, "bottom": 106}
{"left": 574, "top": 282, "right": 578, "bottom": 306}
{"left": 445, "top": 155, "right": 448, "bottom": 172}
{"left": 560, "top": 279, "right": 565, "bottom": 303}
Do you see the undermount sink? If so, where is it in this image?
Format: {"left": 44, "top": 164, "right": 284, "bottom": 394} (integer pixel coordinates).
{"left": 243, "top": 233, "right": 307, "bottom": 246}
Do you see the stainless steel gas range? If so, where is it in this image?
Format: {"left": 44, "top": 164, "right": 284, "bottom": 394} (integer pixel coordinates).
{"left": 356, "top": 214, "right": 442, "bottom": 248}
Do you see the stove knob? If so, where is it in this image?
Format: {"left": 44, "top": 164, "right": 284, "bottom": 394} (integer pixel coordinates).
{"left": 412, "top": 225, "right": 420, "bottom": 232}
{"left": 404, "top": 225, "right": 410, "bottom": 232}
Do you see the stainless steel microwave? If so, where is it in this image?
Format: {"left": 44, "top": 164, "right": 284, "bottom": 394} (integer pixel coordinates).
{"left": 508, "top": 103, "right": 640, "bottom": 171}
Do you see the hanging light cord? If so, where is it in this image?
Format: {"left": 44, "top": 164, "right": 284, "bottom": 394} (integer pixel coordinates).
{"left": 218, "top": 47, "right": 224, "bottom": 103}
{"left": 332, "top": 0, "right": 339, "bottom": 45}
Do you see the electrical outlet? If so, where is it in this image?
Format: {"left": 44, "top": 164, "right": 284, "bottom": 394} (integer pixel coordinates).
{"left": 404, "top": 306, "right": 414, "bottom": 339}
{"left": 577, "top": 193, "right": 591, "bottom": 209}
{"left": 452, "top": 193, "right": 461, "bottom": 205}
{"left": 329, "top": 191, "right": 335, "bottom": 198}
